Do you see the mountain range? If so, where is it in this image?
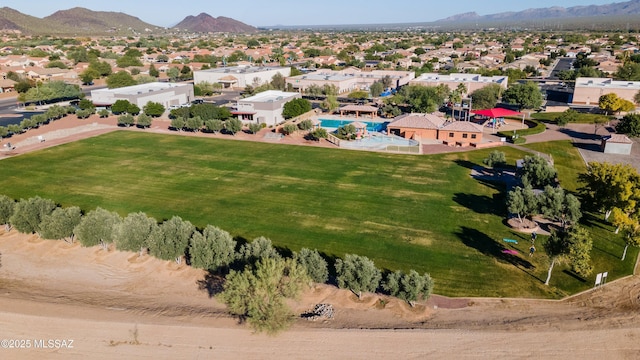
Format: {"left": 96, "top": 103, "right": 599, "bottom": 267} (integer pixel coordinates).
{"left": 438, "top": 0, "right": 640, "bottom": 23}
{"left": 0, "top": 1, "right": 639, "bottom": 35}
{"left": 0, "top": 7, "right": 255, "bottom": 35}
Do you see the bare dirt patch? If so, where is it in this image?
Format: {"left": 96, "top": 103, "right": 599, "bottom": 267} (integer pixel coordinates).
{"left": 1, "top": 230, "right": 640, "bottom": 358}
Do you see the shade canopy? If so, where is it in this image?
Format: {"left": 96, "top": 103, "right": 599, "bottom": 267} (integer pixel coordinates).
{"left": 472, "top": 108, "right": 522, "bottom": 118}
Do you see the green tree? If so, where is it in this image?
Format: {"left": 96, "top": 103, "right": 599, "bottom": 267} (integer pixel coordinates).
{"left": 0, "top": 195, "right": 16, "bottom": 231}
{"left": 9, "top": 196, "right": 56, "bottom": 235}
{"left": 171, "top": 117, "right": 186, "bottom": 131}
{"left": 297, "top": 119, "right": 314, "bottom": 131}
{"left": 502, "top": 82, "right": 543, "bottom": 110}
{"left": 615, "top": 62, "right": 640, "bottom": 81}
{"left": 539, "top": 186, "right": 582, "bottom": 228}
{"left": 610, "top": 207, "right": 640, "bottom": 261}
{"left": 143, "top": 101, "right": 166, "bottom": 117}
{"left": 270, "top": 73, "right": 286, "bottom": 90}
{"left": 239, "top": 236, "right": 281, "bottom": 264}
{"left": 282, "top": 98, "right": 312, "bottom": 119}
{"left": 382, "top": 270, "right": 434, "bottom": 306}
{"left": 397, "top": 85, "right": 447, "bottom": 113}
{"left": 293, "top": 248, "right": 328, "bottom": 283}
{"left": 39, "top": 206, "right": 82, "bottom": 242}
{"left": 220, "top": 257, "right": 310, "bottom": 334}
{"left": 111, "top": 99, "right": 131, "bottom": 114}
{"left": 182, "top": 116, "right": 202, "bottom": 132}
{"left": 321, "top": 95, "right": 339, "bottom": 112}
{"left": 190, "top": 103, "right": 223, "bottom": 121}
{"left": 248, "top": 123, "right": 262, "bottom": 134}
{"left": 106, "top": 71, "right": 137, "bottom": 89}
{"left": 335, "top": 254, "right": 382, "bottom": 299}
{"left": 74, "top": 207, "right": 121, "bottom": 250}
{"left": 204, "top": 119, "right": 224, "bottom": 133}
{"left": 127, "top": 103, "right": 140, "bottom": 115}
{"left": 307, "top": 128, "right": 328, "bottom": 141}
{"left": 189, "top": 225, "right": 237, "bottom": 271}
{"left": 114, "top": 212, "right": 157, "bottom": 256}
{"left": 615, "top": 113, "right": 640, "bottom": 137}
{"left": 88, "top": 60, "right": 113, "bottom": 77}
{"left": 507, "top": 186, "right": 539, "bottom": 224}
{"left": 225, "top": 118, "right": 243, "bottom": 135}
{"left": 555, "top": 109, "right": 578, "bottom": 127}
{"left": 369, "top": 81, "right": 384, "bottom": 97}
{"left": 520, "top": 155, "right": 557, "bottom": 189}
{"left": 136, "top": 113, "right": 153, "bottom": 128}
{"left": 148, "top": 216, "right": 194, "bottom": 264}
{"left": 118, "top": 114, "right": 135, "bottom": 127}
{"left": 149, "top": 64, "right": 159, "bottom": 78}
{"left": 599, "top": 93, "right": 623, "bottom": 115}
{"left": 98, "top": 109, "right": 110, "bottom": 118}
{"left": 80, "top": 70, "right": 96, "bottom": 85}
{"left": 579, "top": 162, "right": 640, "bottom": 219}
{"left": 167, "top": 67, "right": 180, "bottom": 82}
{"left": 483, "top": 150, "right": 506, "bottom": 169}
{"left": 282, "top": 123, "right": 298, "bottom": 135}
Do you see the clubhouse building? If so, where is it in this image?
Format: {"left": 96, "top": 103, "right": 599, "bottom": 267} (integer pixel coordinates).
{"left": 91, "top": 82, "right": 194, "bottom": 108}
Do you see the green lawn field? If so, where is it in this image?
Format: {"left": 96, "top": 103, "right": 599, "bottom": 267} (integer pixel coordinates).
{"left": 0, "top": 131, "right": 635, "bottom": 298}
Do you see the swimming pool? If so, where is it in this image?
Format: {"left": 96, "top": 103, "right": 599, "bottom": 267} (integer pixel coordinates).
{"left": 320, "top": 119, "right": 389, "bottom": 132}
{"left": 340, "top": 133, "right": 420, "bottom": 150}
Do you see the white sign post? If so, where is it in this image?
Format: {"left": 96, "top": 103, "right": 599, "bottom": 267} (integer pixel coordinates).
{"left": 594, "top": 273, "right": 602, "bottom": 288}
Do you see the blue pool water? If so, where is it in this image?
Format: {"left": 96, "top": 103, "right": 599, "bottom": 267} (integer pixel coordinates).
{"left": 340, "top": 133, "right": 419, "bottom": 149}
{"left": 320, "top": 119, "right": 389, "bottom": 132}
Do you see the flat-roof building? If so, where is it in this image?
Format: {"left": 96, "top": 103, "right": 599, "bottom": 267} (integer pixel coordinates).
{"left": 572, "top": 77, "right": 640, "bottom": 107}
{"left": 91, "top": 82, "right": 194, "bottom": 108}
{"left": 233, "top": 90, "right": 301, "bottom": 127}
{"left": 409, "top": 73, "right": 508, "bottom": 95}
{"left": 286, "top": 68, "right": 414, "bottom": 95}
{"left": 193, "top": 65, "right": 291, "bottom": 89}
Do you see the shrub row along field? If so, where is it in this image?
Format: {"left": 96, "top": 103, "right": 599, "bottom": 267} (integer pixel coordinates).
{"left": 0, "top": 131, "right": 634, "bottom": 297}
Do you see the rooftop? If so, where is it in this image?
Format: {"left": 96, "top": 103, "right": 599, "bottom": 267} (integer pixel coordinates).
{"left": 241, "top": 90, "right": 299, "bottom": 103}
{"left": 575, "top": 77, "right": 640, "bottom": 90}
{"left": 197, "top": 65, "right": 289, "bottom": 75}
{"left": 92, "top": 82, "right": 190, "bottom": 96}
{"left": 389, "top": 113, "right": 447, "bottom": 129}
{"left": 413, "top": 73, "right": 508, "bottom": 84}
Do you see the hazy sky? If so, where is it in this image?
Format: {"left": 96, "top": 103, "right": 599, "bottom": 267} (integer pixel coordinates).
{"left": 2, "top": 0, "right": 618, "bottom": 27}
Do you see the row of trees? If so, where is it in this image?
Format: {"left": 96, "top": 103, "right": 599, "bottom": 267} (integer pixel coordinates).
{"left": 0, "top": 194, "right": 433, "bottom": 334}
{"left": 0, "top": 104, "right": 78, "bottom": 139}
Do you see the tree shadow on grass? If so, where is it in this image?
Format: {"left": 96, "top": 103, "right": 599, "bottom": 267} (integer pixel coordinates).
{"left": 562, "top": 269, "right": 587, "bottom": 283}
{"left": 453, "top": 192, "right": 505, "bottom": 216}
{"left": 456, "top": 226, "right": 537, "bottom": 273}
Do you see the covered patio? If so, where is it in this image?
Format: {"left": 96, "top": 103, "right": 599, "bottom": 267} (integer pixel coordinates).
{"left": 339, "top": 104, "right": 378, "bottom": 118}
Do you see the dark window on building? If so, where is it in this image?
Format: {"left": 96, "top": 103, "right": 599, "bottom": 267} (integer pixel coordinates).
{"left": 449, "top": 132, "right": 454, "bottom": 137}
{"left": 462, "top": 133, "right": 468, "bottom": 139}
{"left": 471, "top": 134, "right": 477, "bottom": 139}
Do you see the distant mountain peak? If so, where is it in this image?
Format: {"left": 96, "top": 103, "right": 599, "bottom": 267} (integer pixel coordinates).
{"left": 173, "top": 13, "right": 256, "bottom": 33}
{"left": 437, "top": 0, "right": 640, "bottom": 23}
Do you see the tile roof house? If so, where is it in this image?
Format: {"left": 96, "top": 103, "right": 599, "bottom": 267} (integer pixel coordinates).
{"left": 387, "top": 113, "right": 447, "bottom": 140}
{"left": 438, "top": 121, "right": 484, "bottom": 146}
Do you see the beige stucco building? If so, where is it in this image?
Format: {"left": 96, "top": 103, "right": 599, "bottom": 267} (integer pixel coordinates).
{"left": 233, "top": 90, "right": 301, "bottom": 127}
{"left": 409, "top": 73, "right": 508, "bottom": 95}
{"left": 572, "top": 77, "right": 640, "bottom": 107}
{"left": 194, "top": 65, "right": 291, "bottom": 89}
{"left": 90, "top": 82, "right": 194, "bottom": 108}
{"left": 286, "top": 68, "right": 415, "bottom": 94}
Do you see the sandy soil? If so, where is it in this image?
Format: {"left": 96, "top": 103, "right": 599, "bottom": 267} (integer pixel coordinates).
{"left": 2, "top": 113, "right": 640, "bottom": 358}
{"left": 1, "top": 230, "right": 640, "bottom": 359}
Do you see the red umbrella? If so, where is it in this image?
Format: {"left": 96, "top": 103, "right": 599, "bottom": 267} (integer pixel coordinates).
{"left": 472, "top": 108, "right": 522, "bottom": 118}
